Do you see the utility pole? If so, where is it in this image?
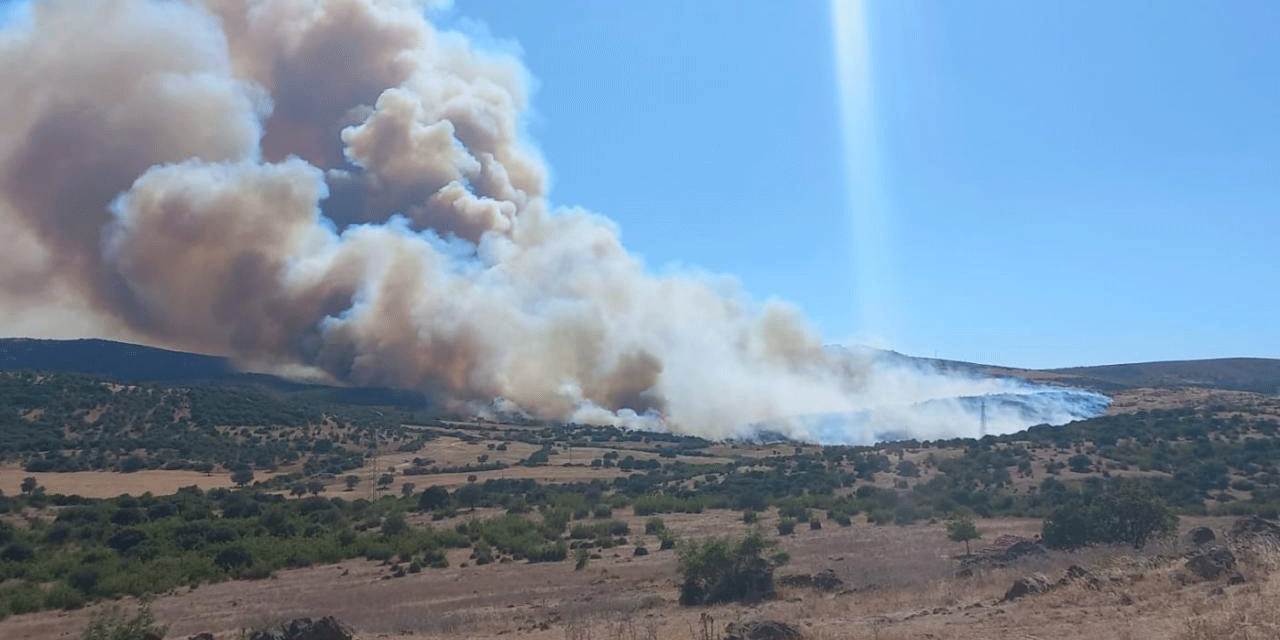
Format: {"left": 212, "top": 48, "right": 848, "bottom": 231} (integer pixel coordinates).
{"left": 979, "top": 397, "right": 987, "bottom": 438}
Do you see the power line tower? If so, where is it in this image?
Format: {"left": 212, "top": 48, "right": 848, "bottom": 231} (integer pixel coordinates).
{"left": 979, "top": 397, "right": 987, "bottom": 438}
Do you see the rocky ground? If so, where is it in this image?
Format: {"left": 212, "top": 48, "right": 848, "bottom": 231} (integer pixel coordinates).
{"left": 6, "top": 515, "right": 1279, "bottom": 640}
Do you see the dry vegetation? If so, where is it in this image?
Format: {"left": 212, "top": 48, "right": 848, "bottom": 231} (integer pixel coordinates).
{"left": 4, "top": 515, "right": 1277, "bottom": 640}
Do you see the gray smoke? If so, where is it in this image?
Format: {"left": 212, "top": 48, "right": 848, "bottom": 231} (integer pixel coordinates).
{"left": 0, "top": 0, "right": 1106, "bottom": 442}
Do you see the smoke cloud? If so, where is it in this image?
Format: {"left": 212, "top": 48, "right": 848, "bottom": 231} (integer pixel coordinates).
{"left": 0, "top": 0, "right": 1106, "bottom": 442}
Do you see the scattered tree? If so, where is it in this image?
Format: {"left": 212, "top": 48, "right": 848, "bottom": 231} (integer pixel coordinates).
{"left": 946, "top": 517, "right": 981, "bottom": 556}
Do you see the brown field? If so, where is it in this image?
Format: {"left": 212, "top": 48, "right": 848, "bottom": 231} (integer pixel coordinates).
{"left": 0, "top": 465, "right": 275, "bottom": 498}
{"left": 3, "top": 514, "right": 1269, "bottom": 640}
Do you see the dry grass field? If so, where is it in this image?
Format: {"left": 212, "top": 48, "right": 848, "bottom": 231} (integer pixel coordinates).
{"left": 0, "top": 465, "right": 275, "bottom": 498}
{"left": 3, "top": 515, "right": 1271, "bottom": 640}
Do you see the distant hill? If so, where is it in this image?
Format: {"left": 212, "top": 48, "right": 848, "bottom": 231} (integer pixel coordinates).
{"left": 838, "top": 345, "right": 1280, "bottom": 395}
{"left": 0, "top": 337, "right": 433, "bottom": 407}
{"left": 1047, "top": 359, "right": 1280, "bottom": 395}
{"left": 0, "top": 337, "right": 235, "bottom": 381}
{"left": 5, "top": 337, "right": 1279, "bottom": 405}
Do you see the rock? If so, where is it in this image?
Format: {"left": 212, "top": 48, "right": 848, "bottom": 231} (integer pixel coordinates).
{"left": 958, "top": 535, "right": 1047, "bottom": 575}
{"left": 1230, "top": 516, "right": 1280, "bottom": 542}
{"left": 1002, "top": 539, "right": 1048, "bottom": 562}
{"left": 778, "top": 569, "right": 843, "bottom": 592}
{"left": 1184, "top": 547, "right": 1237, "bottom": 581}
{"left": 1227, "top": 572, "right": 1246, "bottom": 585}
{"left": 811, "top": 569, "right": 844, "bottom": 591}
{"left": 188, "top": 634, "right": 215, "bottom": 640}
{"left": 1002, "top": 574, "right": 1051, "bottom": 601}
{"left": 1117, "top": 593, "right": 1134, "bottom": 606}
{"left": 1184, "top": 526, "right": 1216, "bottom": 548}
{"left": 723, "top": 620, "right": 803, "bottom": 640}
{"left": 633, "top": 546, "right": 649, "bottom": 557}
{"left": 777, "top": 574, "right": 813, "bottom": 588}
{"left": 1057, "top": 565, "right": 1101, "bottom": 590}
{"left": 248, "top": 617, "right": 354, "bottom": 640}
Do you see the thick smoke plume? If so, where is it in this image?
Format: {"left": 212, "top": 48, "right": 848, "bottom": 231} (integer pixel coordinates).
{"left": 0, "top": 0, "right": 1105, "bottom": 442}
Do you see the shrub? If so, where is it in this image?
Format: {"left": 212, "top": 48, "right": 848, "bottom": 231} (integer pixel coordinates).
{"left": 776, "top": 518, "right": 796, "bottom": 535}
{"left": 777, "top": 502, "right": 808, "bottom": 520}
{"left": 676, "top": 532, "right": 783, "bottom": 606}
{"left": 741, "top": 511, "right": 758, "bottom": 524}
{"left": 644, "top": 517, "right": 667, "bottom": 535}
{"left": 1041, "top": 482, "right": 1177, "bottom": 549}
{"left": 45, "top": 583, "right": 86, "bottom": 610}
{"left": 79, "top": 605, "right": 167, "bottom": 640}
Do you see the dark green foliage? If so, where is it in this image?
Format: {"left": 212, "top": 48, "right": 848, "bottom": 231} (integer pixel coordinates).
{"left": 417, "top": 486, "right": 450, "bottom": 511}
{"left": 1041, "top": 482, "right": 1178, "bottom": 549}
{"left": 677, "top": 532, "right": 782, "bottom": 606}
{"left": 644, "top": 517, "right": 667, "bottom": 535}
{"left": 946, "top": 517, "right": 981, "bottom": 555}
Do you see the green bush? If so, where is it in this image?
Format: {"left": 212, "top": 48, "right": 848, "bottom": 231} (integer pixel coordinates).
{"left": 677, "top": 532, "right": 783, "bottom": 606}
{"left": 45, "top": 583, "right": 86, "bottom": 610}
{"left": 644, "top": 517, "right": 667, "bottom": 535}
{"left": 776, "top": 519, "right": 796, "bottom": 535}
{"left": 79, "top": 604, "right": 166, "bottom": 640}
{"left": 1041, "top": 482, "right": 1177, "bottom": 549}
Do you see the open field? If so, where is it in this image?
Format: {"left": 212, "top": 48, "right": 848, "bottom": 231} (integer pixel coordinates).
{"left": 0, "top": 516, "right": 1265, "bottom": 640}
{"left": 0, "top": 465, "right": 275, "bottom": 498}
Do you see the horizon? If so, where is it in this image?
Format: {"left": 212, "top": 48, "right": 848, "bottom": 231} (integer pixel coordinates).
{"left": 1, "top": 1, "right": 1275, "bottom": 369}
{"left": 440, "top": 0, "right": 1280, "bottom": 369}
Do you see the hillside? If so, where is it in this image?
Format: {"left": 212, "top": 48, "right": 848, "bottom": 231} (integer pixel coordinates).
{"left": 1049, "top": 358, "right": 1280, "bottom": 395}
{"left": 0, "top": 338, "right": 235, "bottom": 382}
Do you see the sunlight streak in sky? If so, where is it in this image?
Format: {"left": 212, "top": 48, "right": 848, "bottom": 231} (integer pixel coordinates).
{"left": 831, "top": 0, "right": 892, "bottom": 346}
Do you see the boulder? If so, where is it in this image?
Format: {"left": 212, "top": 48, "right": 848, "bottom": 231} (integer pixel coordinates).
{"left": 777, "top": 569, "right": 842, "bottom": 591}
{"left": 1183, "top": 526, "right": 1216, "bottom": 548}
{"left": 1184, "top": 547, "right": 1237, "bottom": 581}
{"left": 1002, "top": 574, "right": 1052, "bottom": 601}
{"left": 1230, "top": 516, "right": 1280, "bottom": 542}
{"left": 812, "top": 569, "right": 844, "bottom": 591}
{"left": 187, "top": 635, "right": 215, "bottom": 640}
{"left": 723, "top": 620, "right": 803, "bottom": 640}
{"left": 248, "top": 617, "right": 353, "bottom": 640}
{"left": 1002, "top": 539, "right": 1047, "bottom": 562}
{"left": 1057, "top": 565, "right": 1101, "bottom": 590}
{"left": 959, "top": 535, "right": 1047, "bottom": 575}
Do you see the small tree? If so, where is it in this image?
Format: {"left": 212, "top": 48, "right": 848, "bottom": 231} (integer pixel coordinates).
{"left": 20, "top": 476, "right": 38, "bottom": 495}
{"left": 289, "top": 483, "right": 307, "bottom": 497}
{"left": 401, "top": 482, "right": 416, "bottom": 497}
{"left": 946, "top": 517, "right": 981, "bottom": 556}
{"left": 344, "top": 475, "right": 359, "bottom": 491}
{"left": 418, "top": 486, "right": 449, "bottom": 511}
{"left": 231, "top": 468, "right": 254, "bottom": 488}
{"left": 377, "top": 473, "right": 394, "bottom": 490}
{"left": 306, "top": 480, "right": 325, "bottom": 495}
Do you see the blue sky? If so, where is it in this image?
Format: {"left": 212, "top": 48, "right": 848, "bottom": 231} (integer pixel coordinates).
{"left": 443, "top": 0, "right": 1279, "bottom": 369}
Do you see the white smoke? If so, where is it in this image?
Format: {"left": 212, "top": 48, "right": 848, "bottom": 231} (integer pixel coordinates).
{"left": 0, "top": 0, "right": 1107, "bottom": 444}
